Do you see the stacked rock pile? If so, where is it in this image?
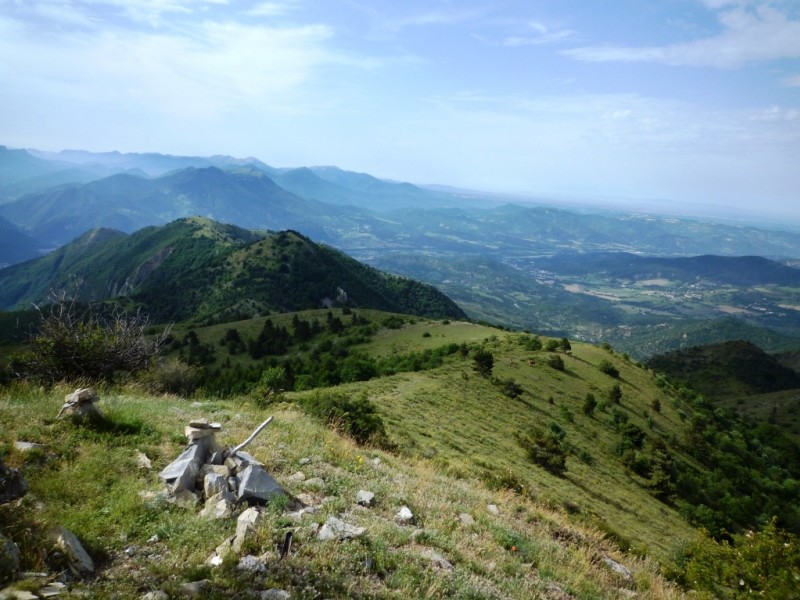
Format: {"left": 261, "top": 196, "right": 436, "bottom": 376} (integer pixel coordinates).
{"left": 159, "top": 418, "right": 283, "bottom": 516}
{"left": 56, "top": 388, "right": 102, "bottom": 420}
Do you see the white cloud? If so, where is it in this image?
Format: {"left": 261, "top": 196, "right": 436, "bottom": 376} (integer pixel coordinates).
{"left": 502, "top": 21, "right": 575, "bottom": 47}
{"left": 565, "top": 3, "right": 800, "bottom": 68}
{"left": 0, "top": 7, "right": 349, "bottom": 119}
{"left": 243, "top": 2, "right": 296, "bottom": 18}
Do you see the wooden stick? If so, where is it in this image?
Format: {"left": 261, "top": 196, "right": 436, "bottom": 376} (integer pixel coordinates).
{"left": 231, "top": 416, "right": 273, "bottom": 455}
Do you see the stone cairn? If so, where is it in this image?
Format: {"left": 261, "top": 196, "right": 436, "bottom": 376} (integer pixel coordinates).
{"left": 56, "top": 388, "right": 102, "bottom": 421}
{"left": 158, "top": 416, "right": 284, "bottom": 519}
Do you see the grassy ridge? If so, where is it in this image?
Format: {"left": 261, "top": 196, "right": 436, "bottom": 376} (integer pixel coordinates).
{"left": 292, "top": 333, "right": 696, "bottom": 560}
{"left": 0, "top": 383, "right": 680, "bottom": 599}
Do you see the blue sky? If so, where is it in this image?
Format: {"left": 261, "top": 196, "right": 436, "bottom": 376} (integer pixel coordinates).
{"left": 1, "top": 0, "right": 799, "bottom": 220}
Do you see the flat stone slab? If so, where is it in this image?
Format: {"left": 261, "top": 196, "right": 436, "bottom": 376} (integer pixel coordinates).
{"left": 159, "top": 444, "right": 205, "bottom": 482}
{"left": 237, "top": 465, "right": 283, "bottom": 503}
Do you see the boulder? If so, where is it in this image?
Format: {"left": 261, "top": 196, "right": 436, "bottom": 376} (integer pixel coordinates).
{"left": 0, "top": 459, "right": 27, "bottom": 505}
{"left": 602, "top": 556, "right": 633, "bottom": 581}
{"left": 0, "top": 534, "right": 20, "bottom": 583}
{"left": 203, "top": 473, "right": 227, "bottom": 499}
{"left": 317, "top": 516, "right": 366, "bottom": 541}
{"left": 47, "top": 526, "right": 94, "bottom": 577}
{"left": 172, "top": 489, "right": 199, "bottom": 508}
{"left": 159, "top": 444, "right": 206, "bottom": 493}
{"left": 419, "top": 548, "right": 454, "bottom": 571}
{"left": 180, "top": 580, "right": 209, "bottom": 598}
{"left": 200, "top": 491, "right": 235, "bottom": 519}
{"left": 395, "top": 506, "right": 414, "bottom": 525}
{"left": 356, "top": 490, "right": 375, "bottom": 508}
{"left": 232, "top": 507, "right": 263, "bottom": 552}
{"left": 237, "top": 555, "right": 267, "bottom": 573}
{"left": 57, "top": 388, "right": 102, "bottom": 421}
{"left": 459, "top": 513, "right": 475, "bottom": 526}
{"left": 237, "top": 465, "right": 283, "bottom": 504}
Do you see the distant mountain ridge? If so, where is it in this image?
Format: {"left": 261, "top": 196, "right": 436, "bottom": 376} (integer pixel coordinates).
{"left": 0, "top": 217, "right": 466, "bottom": 323}
{"left": 537, "top": 252, "right": 800, "bottom": 287}
{"left": 0, "top": 217, "right": 41, "bottom": 268}
{"left": 0, "top": 166, "right": 364, "bottom": 247}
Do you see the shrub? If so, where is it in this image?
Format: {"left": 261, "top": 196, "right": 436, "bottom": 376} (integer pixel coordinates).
{"left": 497, "top": 377, "right": 524, "bottom": 399}
{"left": 524, "top": 336, "right": 542, "bottom": 351}
{"left": 545, "top": 339, "right": 560, "bottom": 352}
{"left": 136, "top": 357, "right": 198, "bottom": 396}
{"left": 598, "top": 359, "right": 619, "bottom": 378}
{"left": 252, "top": 366, "right": 289, "bottom": 407}
{"left": 11, "top": 294, "right": 170, "bottom": 384}
{"left": 298, "top": 390, "right": 389, "bottom": 447}
{"left": 547, "top": 354, "right": 565, "bottom": 371}
{"left": 583, "top": 393, "right": 597, "bottom": 415}
{"left": 472, "top": 348, "right": 494, "bottom": 378}
{"left": 609, "top": 383, "right": 622, "bottom": 404}
{"left": 517, "top": 427, "right": 568, "bottom": 476}
{"left": 668, "top": 519, "right": 800, "bottom": 597}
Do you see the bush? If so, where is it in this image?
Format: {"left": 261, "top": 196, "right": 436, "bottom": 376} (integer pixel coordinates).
{"left": 598, "top": 359, "right": 619, "bottom": 378}
{"left": 547, "top": 354, "right": 565, "bottom": 371}
{"left": 583, "top": 393, "right": 597, "bottom": 415}
{"left": 11, "top": 294, "right": 170, "bottom": 384}
{"left": 298, "top": 390, "right": 389, "bottom": 446}
{"left": 252, "top": 366, "right": 289, "bottom": 407}
{"left": 608, "top": 383, "right": 622, "bottom": 404}
{"left": 668, "top": 519, "right": 800, "bottom": 598}
{"left": 136, "top": 357, "right": 198, "bottom": 396}
{"left": 472, "top": 348, "right": 494, "bottom": 378}
{"left": 518, "top": 427, "right": 568, "bottom": 476}
{"left": 497, "top": 378, "right": 524, "bottom": 399}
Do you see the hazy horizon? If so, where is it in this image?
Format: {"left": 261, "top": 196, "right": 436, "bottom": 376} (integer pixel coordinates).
{"left": 1, "top": 1, "right": 799, "bottom": 222}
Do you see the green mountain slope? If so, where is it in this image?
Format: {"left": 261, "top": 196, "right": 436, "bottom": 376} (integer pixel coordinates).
{"left": 0, "top": 217, "right": 466, "bottom": 323}
{"left": 647, "top": 340, "right": 800, "bottom": 399}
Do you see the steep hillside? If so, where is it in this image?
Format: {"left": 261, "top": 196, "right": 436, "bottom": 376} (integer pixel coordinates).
{"left": 1, "top": 383, "right": 687, "bottom": 599}
{"left": 4, "top": 319, "right": 799, "bottom": 597}
{"left": 646, "top": 340, "right": 800, "bottom": 400}
{"left": 0, "top": 217, "right": 465, "bottom": 323}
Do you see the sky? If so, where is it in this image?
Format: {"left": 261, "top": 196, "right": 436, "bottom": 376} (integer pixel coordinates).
{"left": 1, "top": 0, "right": 799, "bottom": 221}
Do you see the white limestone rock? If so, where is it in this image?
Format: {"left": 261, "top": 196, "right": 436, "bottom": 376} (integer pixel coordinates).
{"left": 47, "top": 525, "right": 94, "bottom": 577}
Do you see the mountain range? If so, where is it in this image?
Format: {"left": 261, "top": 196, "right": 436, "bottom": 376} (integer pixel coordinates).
{"left": 0, "top": 217, "right": 465, "bottom": 324}
{"left": 3, "top": 145, "right": 800, "bottom": 357}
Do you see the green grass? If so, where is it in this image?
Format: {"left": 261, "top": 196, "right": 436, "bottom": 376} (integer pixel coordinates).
{"left": 0, "top": 381, "right": 683, "bottom": 599}
{"left": 289, "top": 337, "right": 696, "bottom": 560}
